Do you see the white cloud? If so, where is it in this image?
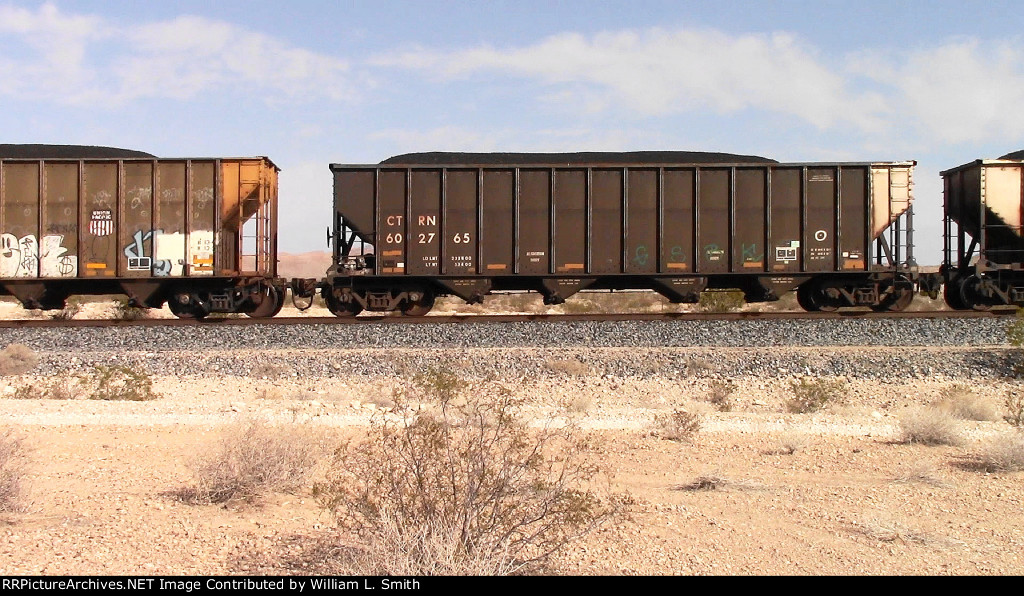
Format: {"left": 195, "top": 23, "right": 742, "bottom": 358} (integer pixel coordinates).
{"left": 367, "top": 125, "right": 670, "bottom": 156}
{"left": 374, "top": 27, "right": 1024, "bottom": 149}
{"left": 0, "top": 3, "right": 108, "bottom": 98}
{"left": 0, "top": 3, "right": 351, "bottom": 106}
{"left": 850, "top": 40, "right": 1024, "bottom": 144}
{"left": 373, "top": 28, "right": 892, "bottom": 133}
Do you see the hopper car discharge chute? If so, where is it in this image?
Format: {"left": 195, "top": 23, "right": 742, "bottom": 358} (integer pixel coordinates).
{"left": 321, "top": 152, "right": 923, "bottom": 316}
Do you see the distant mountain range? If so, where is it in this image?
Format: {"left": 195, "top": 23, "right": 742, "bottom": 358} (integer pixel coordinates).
{"left": 277, "top": 251, "right": 332, "bottom": 279}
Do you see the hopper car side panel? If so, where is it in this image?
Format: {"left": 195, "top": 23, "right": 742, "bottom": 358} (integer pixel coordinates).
{"left": 326, "top": 161, "right": 919, "bottom": 315}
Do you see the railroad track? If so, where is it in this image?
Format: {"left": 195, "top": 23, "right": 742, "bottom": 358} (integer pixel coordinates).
{"left": 0, "top": 308, "right": 1016, "bottom": 328}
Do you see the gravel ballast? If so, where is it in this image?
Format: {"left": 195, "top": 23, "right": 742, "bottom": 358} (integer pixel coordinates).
{"left": 0, "top": 316, "right": 1012, "bottom": 353}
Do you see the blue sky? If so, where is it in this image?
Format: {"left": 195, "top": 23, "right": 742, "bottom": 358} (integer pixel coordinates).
{"left": 3, "top": 1, "right": 1024, "bottom": 263}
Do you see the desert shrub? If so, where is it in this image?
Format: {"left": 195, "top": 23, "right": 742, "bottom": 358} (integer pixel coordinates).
{"left": 181, "top": 420, "right": 326, "bottom": 504}
{"left": 775, "top": 431, "right": 808, "bottom": 455}
{"left": 698, "top": 290, "right": 745, "bottom": 313}
{"left": 856, "top": 517, "right": 932, "bottom": 545}
{"left": 250, "top": 362, "right": 291, "bottom": 379}
{"left": 560, "top": 299, "right": 596, "bottom": 314}
{"left": 706, "top": 379, "right": 736, "bottom": 412}
{"left": 0, "top": 344, "right": 39, "bottom": 376}
{"left": 1005, "top": 391, "right": 1024, "bottom": 428}
{"left": 976, "top": 431, "right": 1024, "bottom": 472}
{"left": 0, "top": 429, "right": 28, "bottom": 512}
{"left": 314, "top": 377, "right": 617, "bottom": 575}
{"left": 652, "top": 408, "right": 702, "bottom": 442}
{"left": 11, "top": 375, "right": 84, "bottom": 400}
{"left": 1006, "top": 311, "right": 1024, "bottom": 375}
{"left": 785, "top": 377, "right": 847, "bottom": 413}
{"left": 50, "top": 302, "right": 81, "bottom": 321}
{"left": 364, "top": 393, "right": 396, "bottom": 410}
{"left": 676, "top": 474, "right": 765, "bottom": 492}
{"left": 113, "top": 298, "right": 149, "bottom": 321}
{"left": 6, "top": 366, "right": 154, "bottom": 401}
{"left": 934, "top": 385, "right": 1000, "bottom": 421}
{"left": 88, "top": 365, "right": 159, "bottom": 401}
{"left": 500, "top": 293, "right": 540, "bottom": 314}
{"left": 682, "top": 356, "right": 713, "bottom": 377}
{"left": 899, "top": 407, "right": 964, "bottom": 446}
{"left": 892, "top": 463, "right": 950, "bottom": 487}
{"left": 411, "top": 366, "right": 469, "bottom": 404}
{"left": 545, "top": 358, "right": 592, "bottom": 377}
{"left": 566, "top": 394, "right": 595, "bottom": 415}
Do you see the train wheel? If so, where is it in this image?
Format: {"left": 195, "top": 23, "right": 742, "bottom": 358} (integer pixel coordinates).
{"left": 798, "top": 283, "right": 841, "bottom": 311}
{"left": 247, "top": 284, "right": 285, "bottom": 319}
{"left": 959, "top": 275, "right": 997, "bottom": 311}
{"left": 168, "top": 294, "right": 210, "bottom": 320}
{"left": 944, "top": 281, "right": 968, "bottom": 310}
{"left": 401, "top": 289, "right": 435, "bottom": 316}
{"left": 815, "top": 297, "right": 841, "bottom": 312}
{"left": 871, "top": 287, "right": 914, "bottom": 312}
{"left": 324, "top": 291, "right": 363, "bottom": 317}
{"left": 796, "top": 285, "right": 820, "bottom": 312}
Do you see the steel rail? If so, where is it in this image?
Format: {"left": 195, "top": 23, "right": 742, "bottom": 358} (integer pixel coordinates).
{"left": 0, "top": 308, "right": 1016, "bottom": 328}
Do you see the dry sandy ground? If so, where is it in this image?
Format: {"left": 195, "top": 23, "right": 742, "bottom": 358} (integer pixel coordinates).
{"left": 1, "top": 362, "right": 1022, "bottom": 576}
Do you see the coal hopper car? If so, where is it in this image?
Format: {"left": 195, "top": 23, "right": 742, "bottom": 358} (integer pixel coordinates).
{"left": 0, "top": 153, "right": 282, "bottom": 318}
{"left": 322, "top": 152, "right": 920, "bottom": 315}
{"left": 942, "top": 152, "right": 1024, "bottom": 309}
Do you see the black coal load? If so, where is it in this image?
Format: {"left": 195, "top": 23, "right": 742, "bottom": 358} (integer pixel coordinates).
{"left": 0, "top": 144, "right": 155, "bottom": 159}
{"left": 381, "top": 151, "right": 776, "bottom": 165}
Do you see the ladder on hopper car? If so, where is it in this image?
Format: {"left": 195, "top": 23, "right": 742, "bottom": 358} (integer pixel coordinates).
{"left": 238, "top": 171, "right": 274, "bottom": 276}
{"left": 875, "top": 205, "right": 916, "bottom": 269}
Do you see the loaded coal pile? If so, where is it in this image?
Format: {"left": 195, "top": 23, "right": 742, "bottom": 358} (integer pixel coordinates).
{"left": 382, "top": 151, "right": 776, "bottom": 165}
{"left": 0, "top": 144, "right": 155, "bottom": 159}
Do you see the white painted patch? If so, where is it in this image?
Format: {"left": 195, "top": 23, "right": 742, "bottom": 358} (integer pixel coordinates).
{"left": 0, "top": 233, "right": 40, "bottom": 278}
{"left": 39, "top": 234, "right": 78, "bottom": 277}
{"left": 154, "top": 231, "right": 185, "bottom": 277}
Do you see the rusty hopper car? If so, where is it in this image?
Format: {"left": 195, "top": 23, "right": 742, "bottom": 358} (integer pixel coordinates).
{"left": 323, "top": 153, "right": 919, "bottom": 315}
{"left": 942, "top": 155, "right": 1024, "bottom": 309}
{"left": 0, "top": 156, "right": 282, "bottom": 318}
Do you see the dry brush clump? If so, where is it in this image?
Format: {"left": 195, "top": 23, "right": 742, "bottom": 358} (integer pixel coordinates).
{"left": 774, "top": 430, "right": 809, "bottom": 455}
{"left": 892, "top": 462, "right": 952, "bottom": 487}
{"left": 11, "top": 365, "right": 160, "bottom": 402}
{"left": 179, "top": 419, "right": 327, "bottom": 505}
{"left": 898, "top": 407, "right": 964, "bottom": 446}
{"left": 49, "top": 302, "right": 81, "bottom": 321}
{"left": 0, "top": 344, "right": 39, "bottom": 376}
{"left": 0, "top": 428, "right": 28, "bottom": 513}
{"left": 1005, "top": 391, "right": 1024, "bottom": 428}
{"left": 545, "top": 358, "right": 593, "bottom": 377}
{"left": 89, "top": 365, "right": 160, "bottom": 401}
{"left": 785, "top": 377, "right": 847, "bottom": 413}
{"left": 675, "top": 474, "right": 766, "bottom": 492}
{"left": 314, "top": 369, "right": 619, "bottom": 575}
{"left": 976, "top": 431, "right": 1024, "bottom": 472}
{"left": 651, "top": 408, "right": 702, "bottom": 442}
{"left": 113, "top": 298, "right": 150, "bottom": 321}
{"left": 934, "top": 384, "right": 1000, "bottom": 421}
{"left": 705, "top": 379, "right": 736, "bottom": 412}
{"left": 698, "top": 290, "right": 745, "bottom": 313}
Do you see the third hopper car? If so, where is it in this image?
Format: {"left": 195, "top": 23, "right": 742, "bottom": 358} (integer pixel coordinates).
{"left": 942, "top": 152, "right": 1024, "bottom": 310}
{"left": 320, "top": 152, "right": 921, "bottom": 315}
